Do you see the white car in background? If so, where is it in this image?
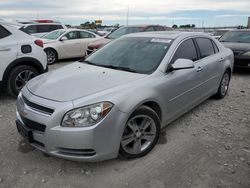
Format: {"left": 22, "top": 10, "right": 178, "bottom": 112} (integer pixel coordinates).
{"left": 41, "top": 29, "right": 101, "bottom": 64}
{"left": 0, "top": 21, "right": 47, "bottom": 96}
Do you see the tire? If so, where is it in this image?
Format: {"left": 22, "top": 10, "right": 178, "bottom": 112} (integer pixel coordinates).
{"left": 45, "top": 48, "right": 58, "bottom": 65}
{"left": 119, "top": 105, "right": 161, "bottom": 159}
{"left": 7, "top": 65, "right": 38, "bottom": 97}
{"left": 214, "top": 70, "right": 230, "bottom": 99}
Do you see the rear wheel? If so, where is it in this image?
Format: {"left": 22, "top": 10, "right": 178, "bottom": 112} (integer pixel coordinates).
{"left": 7, "top": 65, "right": 38, "bottom": 97}
{"left": 214, "top": 70, "right": 230, "bottom": 99}
{"left": 119, "top": 106, "right": 160, "bottom": 159}
{"left": 45, "top": 48, "right": 57, "bottom": 65}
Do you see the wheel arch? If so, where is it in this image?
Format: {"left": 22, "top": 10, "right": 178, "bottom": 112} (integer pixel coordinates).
{"left": 2, "top": 57, "right": 45, "bottom": 86}
{"left": 124, "top": 99, "right": 163, "bottom": 123}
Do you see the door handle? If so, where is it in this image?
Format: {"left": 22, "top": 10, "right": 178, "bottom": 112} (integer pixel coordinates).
{"left": 0, "top": 47, "right": 11, "bottom": 52}
{"left": 197, "top": 66, "right": 203, "bottom": 72}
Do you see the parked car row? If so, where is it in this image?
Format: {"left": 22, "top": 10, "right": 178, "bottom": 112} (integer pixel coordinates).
{"left": 87, "top": 24, "right": 172, "bottom": 55}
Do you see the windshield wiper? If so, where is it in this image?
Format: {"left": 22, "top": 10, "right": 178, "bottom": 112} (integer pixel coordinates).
{"left": 81, "top": 60, "right": 139, "bottom": 73}
{"left": 101, "top": 65, "right": 139, "bottom": 73}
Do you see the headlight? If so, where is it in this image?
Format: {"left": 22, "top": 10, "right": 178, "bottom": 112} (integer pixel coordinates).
{"left": 61, "top": 102, "right": 113, "bottom": 127}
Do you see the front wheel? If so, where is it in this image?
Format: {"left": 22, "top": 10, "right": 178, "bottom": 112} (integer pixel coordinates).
{"left": 214, "top": 70, "right": 230, "bottom": 99}
{"left": 7, "top": 65, "right": 38, "bottom": 97}
{"left": 119, "top": 106, "right": 161, "bottom": 159}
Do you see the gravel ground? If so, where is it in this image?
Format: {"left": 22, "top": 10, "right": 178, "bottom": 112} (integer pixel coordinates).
{"left": 0, "top": 60, "right": 249, "bottom": 188}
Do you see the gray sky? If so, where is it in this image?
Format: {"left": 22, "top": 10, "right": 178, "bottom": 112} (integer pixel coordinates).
{"left": 0, "top": 0, "right": 249, "bottom": 26}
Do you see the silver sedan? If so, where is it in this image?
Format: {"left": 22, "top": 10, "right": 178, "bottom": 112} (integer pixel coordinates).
{"left": 16, "top": 32, "right": 234, "bottom": 161}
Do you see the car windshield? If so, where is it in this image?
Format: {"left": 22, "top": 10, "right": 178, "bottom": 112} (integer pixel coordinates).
{"left": 106, "top": 27, "right": 142, "bottom": 39}
{"left": 83, "top": 37, "right": 172, "bottom": 74}
{"left": 42, "top": 30, "right": 66, "bottom": 40}
{"left": 220, "top": 31, "right": 250, "bottom": 43}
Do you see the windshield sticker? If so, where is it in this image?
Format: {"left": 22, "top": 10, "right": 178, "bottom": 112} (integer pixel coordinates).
{"left": 151, "top": 39, "right": 172, "bottom": 43}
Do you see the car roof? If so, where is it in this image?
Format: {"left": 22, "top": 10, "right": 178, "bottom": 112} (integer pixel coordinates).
{"left": 124, "top": 31, "right": 212, "bottom": 39}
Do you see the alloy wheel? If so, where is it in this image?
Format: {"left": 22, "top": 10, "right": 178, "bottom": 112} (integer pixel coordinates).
{"left": 46, "top": 50, "right": 56, "bottom": 64}
{"left": 220, "top": 73, "right": 230, "bottom": 96}
{"left": 121, "top": 115, "right": 157, "bottom": 155}
{"left": 15, "top": 70, "right": 36, "bottom": 91}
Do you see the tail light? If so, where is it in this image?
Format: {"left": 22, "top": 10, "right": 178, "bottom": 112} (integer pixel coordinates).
{"left": 34, "top": 40, "right": 43, "bottom": 48}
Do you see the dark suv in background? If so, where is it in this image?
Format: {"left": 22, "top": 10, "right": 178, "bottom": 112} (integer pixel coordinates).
{"left": 86, "top": 24, "right": 172, "bottom": 55}
{"left": 220, "top": 29, "right": 250, "bottom": 69}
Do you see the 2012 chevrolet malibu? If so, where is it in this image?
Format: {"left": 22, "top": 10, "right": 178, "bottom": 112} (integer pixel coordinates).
{"left": 16, "top": 32, "right": 234, "bottom": 162}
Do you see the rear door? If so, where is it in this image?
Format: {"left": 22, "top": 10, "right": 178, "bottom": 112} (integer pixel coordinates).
{"left": 194, "top": 37, "right": 224, "bottom": 99}
{"left": 58, "top": 31, "right": 82, "bottom": 58}
{"left": 0, "top": 25, "right": 17, "bottom": 81}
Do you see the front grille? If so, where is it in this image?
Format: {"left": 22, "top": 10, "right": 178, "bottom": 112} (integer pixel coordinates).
{"left": 22, "top": 96, "right": 55, "bottom": 115}
{"left": 20, "top": 115, "right": 46, "bottom": 132}
{"left": 58, "top": 148, "right": 96, "bottom": 156}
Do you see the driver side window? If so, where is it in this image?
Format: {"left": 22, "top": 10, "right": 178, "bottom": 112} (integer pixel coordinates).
{"left": 170, "top": 39, "right": 198, "bottom": 64}
{"left": 64, "top": 31, "right": 78, "bottom": 40}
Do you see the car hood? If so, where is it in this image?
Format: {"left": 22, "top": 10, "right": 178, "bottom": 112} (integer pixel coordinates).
{"left": 221, "top": 42, "right": 250, "bottom": 52}
{"left": 27, "top": 62, "right": 146, "bottom": 102}
{"left": 88, "top": 37, "right": 112, "bottom": 48}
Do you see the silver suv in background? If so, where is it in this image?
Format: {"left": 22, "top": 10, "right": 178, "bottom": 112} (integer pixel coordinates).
{"left": 16, "top": 32, "right": 233, "bottom": 161}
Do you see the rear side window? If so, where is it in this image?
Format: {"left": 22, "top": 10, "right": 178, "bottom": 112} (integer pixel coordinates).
{"left": 171, "top": 39, "right": 198, "bottom": 64}
{"left": 196, "top": 38, "right": 215, "bottom": 58}
{"left": 0, "top": 25, "right": 11, "bottom": 39}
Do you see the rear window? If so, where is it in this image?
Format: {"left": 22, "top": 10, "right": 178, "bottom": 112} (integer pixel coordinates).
{"left": 196, "top": 38, "right": 215, "bottom": 58}
{"left": 20, "top": 24, "right": 64, "bottom": 34}
{"left": 0, "top": 25, "right": 11, "bottom": 39}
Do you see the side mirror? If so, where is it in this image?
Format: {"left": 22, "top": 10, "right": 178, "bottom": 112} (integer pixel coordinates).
{"left": 60, "top": 36, "right": 68, "bottom": 41}
{"left": 171, "top": 59, "right": 195, "bottom": 70}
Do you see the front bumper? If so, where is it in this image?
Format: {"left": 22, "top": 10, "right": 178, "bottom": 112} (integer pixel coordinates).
{"left": 16, "top": 89, "right": 128, "bottom": 162}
